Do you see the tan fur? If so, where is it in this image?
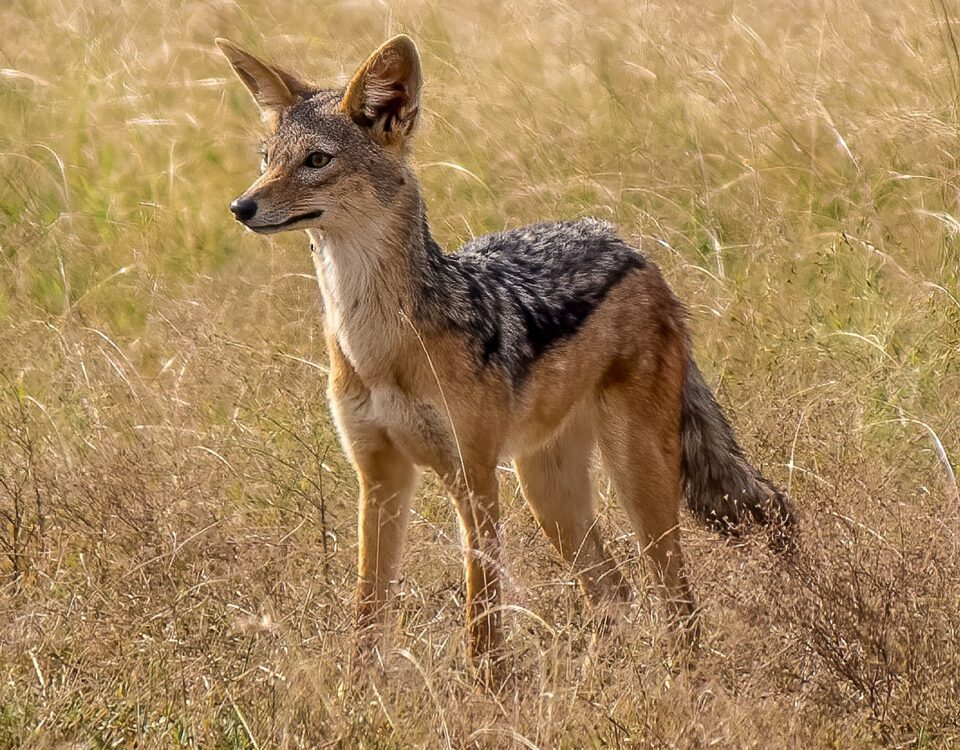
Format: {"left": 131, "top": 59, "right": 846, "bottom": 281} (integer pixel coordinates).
{"left": 219, "top": 36, "right": 713, "bottom": 666}
{"left": 319, "top": 251, "right": 699, "bottom": 660}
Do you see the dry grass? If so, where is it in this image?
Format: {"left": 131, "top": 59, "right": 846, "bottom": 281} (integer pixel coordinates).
{"left": 2, "top": 0, "right": 960, "bottom": 747}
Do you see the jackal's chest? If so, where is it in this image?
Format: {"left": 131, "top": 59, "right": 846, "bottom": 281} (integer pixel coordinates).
{"left": 365, "top": 387, "right": 458, "bottom": 469}
{"left": 312, "top": 244, "right": 407, "bottom": 381}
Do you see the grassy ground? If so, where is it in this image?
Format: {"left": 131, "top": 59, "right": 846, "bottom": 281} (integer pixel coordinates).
{"left": 2, "top": 0, "right": 959, "bottom": 747}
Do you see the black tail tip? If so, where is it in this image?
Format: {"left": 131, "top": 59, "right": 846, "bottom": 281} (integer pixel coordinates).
{"left": 764, "top": 491, "right": 800, "bottom": 554}
{"left": 695, "top": 484, "right": 799, "bottom": 554}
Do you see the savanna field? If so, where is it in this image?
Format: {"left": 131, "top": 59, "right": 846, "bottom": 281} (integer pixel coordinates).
{"left": 2, "top": 0, "right": 959, "bottom": 747}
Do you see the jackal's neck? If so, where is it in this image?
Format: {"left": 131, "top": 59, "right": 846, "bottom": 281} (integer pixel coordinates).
{"left": 306, "top": 181, "right": 443, "bottom": 377}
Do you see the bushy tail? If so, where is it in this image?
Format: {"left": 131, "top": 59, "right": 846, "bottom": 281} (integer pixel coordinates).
{"left": 680, "top": 358, "right": 797, "bottom": 543}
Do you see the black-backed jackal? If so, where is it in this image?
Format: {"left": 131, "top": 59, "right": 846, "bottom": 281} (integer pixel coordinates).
{"left": 217, "top": 35, "right": 796, "bottom": 665}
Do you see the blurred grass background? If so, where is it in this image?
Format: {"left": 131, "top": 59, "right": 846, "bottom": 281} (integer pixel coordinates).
{"left": 1, "top": 0, "right": 959, "bottom": 747}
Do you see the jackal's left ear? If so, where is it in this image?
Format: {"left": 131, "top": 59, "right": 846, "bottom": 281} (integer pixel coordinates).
{"left": 340, "top": 35, "right": 422, "bottom": 148}
{"left": 216, "top": 38, "right": 316, "bottom": 116}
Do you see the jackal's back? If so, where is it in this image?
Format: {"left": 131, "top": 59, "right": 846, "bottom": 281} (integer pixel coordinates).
{"left": 417, "top": 218, "right": 647, "bottom": 383}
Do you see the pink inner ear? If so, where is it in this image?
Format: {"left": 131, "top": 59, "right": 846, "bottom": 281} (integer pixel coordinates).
{"left": 363, "top": 76, "right": 408, "bottom": 118}
{"left": 340, "top": 37, "right": 421, "bottom": 139}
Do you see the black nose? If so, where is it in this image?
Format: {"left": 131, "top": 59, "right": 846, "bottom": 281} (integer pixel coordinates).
{"left": 229, "top": 198, "right": 258, "bottom": 222}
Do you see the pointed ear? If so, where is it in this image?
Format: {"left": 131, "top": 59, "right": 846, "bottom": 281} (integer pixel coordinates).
{"left": 339, "top": 35, "right": 422, "bottom": 148}
{"left": 216, "top": 38, "right": 316, "bottom": 114}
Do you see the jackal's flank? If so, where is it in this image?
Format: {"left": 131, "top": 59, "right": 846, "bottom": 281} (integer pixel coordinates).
{"left": 217, "top": 34, "right": 796, "bottom": 660}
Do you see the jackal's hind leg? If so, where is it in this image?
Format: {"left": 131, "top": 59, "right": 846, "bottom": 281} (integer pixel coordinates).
{"left": 598, "top": 391, "right": 698, "bottom": 640}
{"left": 514, "top": 419, "right": 632, "bottom": 612}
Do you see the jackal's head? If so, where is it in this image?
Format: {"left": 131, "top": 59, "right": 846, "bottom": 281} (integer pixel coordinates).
{"left": 217, "top": 35, "right": 422, "bottom": 236}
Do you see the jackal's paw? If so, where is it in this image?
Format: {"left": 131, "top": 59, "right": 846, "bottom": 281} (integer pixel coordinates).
{"left": 580, "top": 607, "right": 633, "bottom": 672}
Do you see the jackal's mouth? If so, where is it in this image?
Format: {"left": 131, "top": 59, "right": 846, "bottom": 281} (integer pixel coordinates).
{"left": 247, "top": 210, "right": 324, "bottom": 233}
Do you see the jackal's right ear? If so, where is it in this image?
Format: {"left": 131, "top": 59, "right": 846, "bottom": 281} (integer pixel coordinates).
{"left": 216, "top": 38, "right": 315, "bottom": 116}
{"left": 340, "top": 35, "right": 422, "bottom": 148}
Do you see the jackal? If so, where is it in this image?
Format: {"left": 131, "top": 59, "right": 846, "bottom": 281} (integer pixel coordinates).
{"left": 217, "top": 35, "right": 796, "bottom": 661}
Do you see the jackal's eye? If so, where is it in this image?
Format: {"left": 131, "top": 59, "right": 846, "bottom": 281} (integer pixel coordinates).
{"left": 304, "top": 151, "right": 332, "bottom": 169}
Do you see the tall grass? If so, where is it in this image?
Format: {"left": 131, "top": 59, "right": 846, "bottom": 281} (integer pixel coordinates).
{"left": 1, "top": 0, "right": 959, "bottom": 747}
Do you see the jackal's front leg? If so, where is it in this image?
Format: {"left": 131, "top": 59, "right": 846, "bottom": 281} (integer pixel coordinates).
{"left": 352, "top": 441, "right": 418, "bottom": 650}
{"left": 327, "top": 345, "right": 418, "bottom": 655}
{"left": 447, "top": 468, "right": 503, "bottom": 662}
